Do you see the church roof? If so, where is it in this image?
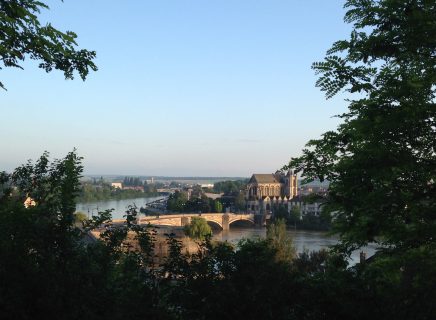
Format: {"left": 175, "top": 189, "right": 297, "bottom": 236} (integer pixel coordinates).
{"left": 249, "top": 174, "right": 280, "bottom": 184}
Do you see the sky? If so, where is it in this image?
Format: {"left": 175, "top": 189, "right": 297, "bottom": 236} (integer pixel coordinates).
{"left": 0, "top": 0, "right": 352, "bottom": 177}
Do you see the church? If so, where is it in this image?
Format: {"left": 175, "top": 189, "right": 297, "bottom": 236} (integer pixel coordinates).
{"left": 245, "top": 170, "right": 298, "bottom": 216}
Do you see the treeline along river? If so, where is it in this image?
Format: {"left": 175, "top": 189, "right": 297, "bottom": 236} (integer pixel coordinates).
{"left": 76, "top": 197, "right": 376, "bottom": 263}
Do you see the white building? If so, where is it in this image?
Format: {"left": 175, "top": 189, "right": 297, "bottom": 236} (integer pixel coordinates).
{"left": 111, "top": 182, "right": 123, "bottom": 189}
{"left": 288, "top": 197, "right": 324, "bottom": 217}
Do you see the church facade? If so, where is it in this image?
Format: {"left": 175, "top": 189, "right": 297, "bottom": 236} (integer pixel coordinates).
{"left": 245, "top": 170, "right": 298, "bottom": 215}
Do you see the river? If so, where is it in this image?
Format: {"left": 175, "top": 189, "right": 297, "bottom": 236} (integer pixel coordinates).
{"left": 75, "top": 196, "right": 164, "bottom": 219}
{"left": 76, "top": 197, "right": 376, "bottom": 263}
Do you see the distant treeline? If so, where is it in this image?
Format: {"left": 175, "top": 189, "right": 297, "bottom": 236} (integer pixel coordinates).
{"left": 78, "top": 181, "right": 159, "bottom": 202}
{"left": 211, "top": 179, "right": 248, "bottom": 194}
{"left": 167, "top": 191, "right": 223, "bottom": 213}
{"left": 123, "top": 176, "right": 142, "bottom": 186}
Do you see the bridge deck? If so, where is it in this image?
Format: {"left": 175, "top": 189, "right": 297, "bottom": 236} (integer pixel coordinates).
{"left": 111, "top": 213, "right": 255, "bottom": 230}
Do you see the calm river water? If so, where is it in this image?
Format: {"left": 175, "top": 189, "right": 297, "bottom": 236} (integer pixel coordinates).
{"left": 76, "top": 197, "right": 376, "bottom": 263}
{"left": 76, "top": 196, "right": 164, "bottom": 219}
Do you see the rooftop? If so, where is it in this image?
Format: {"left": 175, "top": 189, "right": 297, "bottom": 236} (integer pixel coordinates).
{"left": 249, "top": 174, "right": 280, "bottom": 184}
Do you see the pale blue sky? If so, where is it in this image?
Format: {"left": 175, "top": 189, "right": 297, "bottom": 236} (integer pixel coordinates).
{"left": 1, "top": 0, "right": 351, "bottom": 176}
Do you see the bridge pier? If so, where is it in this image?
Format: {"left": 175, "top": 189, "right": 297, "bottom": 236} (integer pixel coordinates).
{"left": 222, "top": 214, "right": 229, "bottom": 231}
{"left": 254, "top": 214, "right": 265, "bottom": 227}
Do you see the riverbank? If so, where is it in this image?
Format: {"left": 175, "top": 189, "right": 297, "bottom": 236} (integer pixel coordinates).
{"left": 79, "top": 182, "right": 160, "bottom": 203}
{"left": 78, "top": 191, "right": 159, "bottom": 203}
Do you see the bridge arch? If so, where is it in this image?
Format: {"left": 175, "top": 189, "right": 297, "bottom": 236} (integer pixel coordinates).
{"left": 206, "top": 220, "right": 223, "bottom": 230}
{"left": 229, "top": 218, "right": 255, "bottom": 227}
{"left": 229, "top": 217, "right": 255, "bottom": 228}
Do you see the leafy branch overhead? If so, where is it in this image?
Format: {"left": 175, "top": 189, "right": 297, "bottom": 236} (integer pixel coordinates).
{"left": 312, "top": 0, "right": 436, "bottom": 99}
{"left": 286, "top": 0, "right": 436, "bottom": 254}
{"left": 0, "top": 0, "right": 97, "bottom": 90}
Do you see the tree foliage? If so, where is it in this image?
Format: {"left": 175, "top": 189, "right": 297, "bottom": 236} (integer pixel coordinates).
{"left": 214, "top": 200, "right": 223, "bottom": 213}
{"left": 212, "top": 179, "right": 247, "bottom": 194}
{"left": 286, "top": 0, "right": 436, "bottom": 254}
{"left": 1, "top": 151, "right": 435, "bottom": 319}
{"left": 0, "top": 152, "right": 173, "bottom": 319}
{"left": 167, "top": 191, "right": 223, "bottom": 213}
{"left": 74, "top": 211, "right": 87, "bottom": 223}
{"left": 0, "top": 0, "right": 97, "bottom": 90}
{"left": 122, "top": 176, "right": 142, "bottom": 186}
{"left": 266, "top": 218, "right": 296, "bottom": 263}
{"left": 233, "top": 190, "right": 246, "bottom": 211}
{"left": 184, "top": 217, "right": 212, "bottom": 241}
{"left": 2, "top": 1, "right": 436, "bottom": 318}
{"left": 78, "top": 182, "right": 157, "bottom": 202}
{"left": 167, "top": 190, "right": 189, "bottom": 212}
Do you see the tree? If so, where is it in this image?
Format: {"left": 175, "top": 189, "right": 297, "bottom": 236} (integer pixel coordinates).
{"left": 214, "top": 200, "right": 223, "bottom": 213}
{"left": 266, "top": 218, "right": 296, "bottom": 263}
{"left": 143, "top": 180, "right": 157, "bottom": 194}
{"left": 0, "top": 152, "right": 173, "bottom": 319}
{"left": 287, "top": 0, "right": 436, "bottom": 255}
{"left": 184, "top": 217, "right": 212, "bottom": 241}
{"left": 234, "top": 190, "right": 246, "bottom": 211}
{"left": 167, "top": 190, "right": 188, "bottom": 212}
{"left": 74, "top": 211, "right": 87, "bottom": 223}
{"left": 272, "top": 205, "right": 289, "bottom": 222}
{"left": 282, "top": 2, "right": 436, "bottom": 317}
{"left": 0, "top": 151, "right": 86, "bottom": 317}
{"left": 0, "top": 0, "right": 97, "bottom": 90}
{"left": 288, "top": 206, "right": 300, "bottom": 228}
{"left": 213, "top": 179, "right": 248, "bottom": 194}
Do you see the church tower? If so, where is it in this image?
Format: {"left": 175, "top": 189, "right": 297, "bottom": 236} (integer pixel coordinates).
{"left": 285, "top": 169, "right": 298, "bottom": 198}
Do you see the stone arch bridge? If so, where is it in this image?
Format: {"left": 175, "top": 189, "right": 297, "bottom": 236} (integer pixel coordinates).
{"left": 113, "top": 213, "right": 255, "bottom": 231}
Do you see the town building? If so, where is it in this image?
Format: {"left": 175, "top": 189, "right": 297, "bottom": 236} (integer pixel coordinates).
{"left": 111, "top": 182, "right": 123, "bottom": 189}
{"left": 246, "top": 170, "right": 298, "bottom": 215}
{"left": 199, "top": 183, "right": 214, "bottom": 189}
{"left": 245, "top": 170, "right": 325, "bottom": 218}
{"left": 288, "top": 196, "right": 323, "bottom": 217}
{"left": 298, "top": 185, "right": 328, "bottom": 197}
